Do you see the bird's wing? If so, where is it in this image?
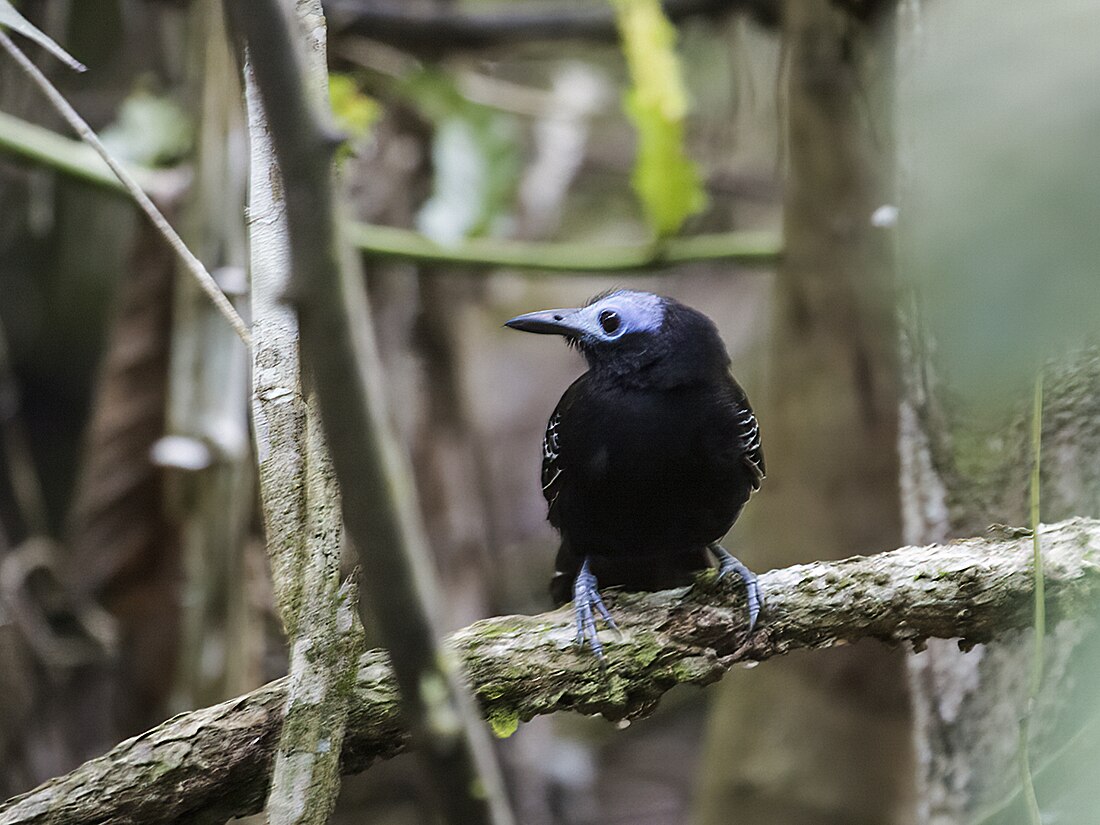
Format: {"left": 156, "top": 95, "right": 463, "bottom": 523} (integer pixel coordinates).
{"left": 726, "top": 379, "right": 765, "bottom": 489}
{"left": 541, "top": 407, "right": 563, "bottom": 503}
{"left": 735, "top": 401, "right": 765, "bottom": 489}
{"left": 541, "top": 378, "right": 584, "bottom": 524}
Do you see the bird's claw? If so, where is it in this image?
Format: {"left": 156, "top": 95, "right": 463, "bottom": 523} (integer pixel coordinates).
{"left": 573, "top": 559, "right": 617, "bottom": 661}
{"left": 711, "top": 544, "right": 763, "bottom": 633}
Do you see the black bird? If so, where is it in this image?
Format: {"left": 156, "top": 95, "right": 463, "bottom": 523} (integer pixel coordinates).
{"left": 506, "top": 290, "right": 764, "bottom": 658}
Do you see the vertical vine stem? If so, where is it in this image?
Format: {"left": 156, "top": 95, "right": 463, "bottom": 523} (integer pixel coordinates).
{"left": 1029, "top": 371, "right": 1045, "bottom": 697}
{"left": 1017, "top": 369, "right": 1044, "bottom": 825}
{"left": 0, "top": 317, "right": 49, "bottom": 535}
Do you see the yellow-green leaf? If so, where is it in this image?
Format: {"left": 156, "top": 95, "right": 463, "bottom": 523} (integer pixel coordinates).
{"left": 488, "top": 709, "right": 520, "bottom": 739}
{"left": 328, "top": 73, "right": 379, "bottom": 146}
{"left": 612, "top": 0, "right": 706, "bottom": 237}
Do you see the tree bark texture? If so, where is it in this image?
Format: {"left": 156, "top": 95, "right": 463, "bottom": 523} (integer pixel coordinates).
{"left": 226, "top": 2, "right": 515, "bottom": 822}
{"left": 902, "top": 341, "right": 1100, "bottom": 823}
{"left": 2, "top": 519, "right": 1098, "bottom": 825}
{"left": 243, "top": 2, "right": 361, "bottom": 822}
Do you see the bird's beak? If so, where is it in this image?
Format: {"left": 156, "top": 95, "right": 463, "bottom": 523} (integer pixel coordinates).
{"left": 504, "top": 307, "right": 585, "bottom": 337}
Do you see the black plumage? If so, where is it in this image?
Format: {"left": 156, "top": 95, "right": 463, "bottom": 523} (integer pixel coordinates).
{"left": 507, "top": 290, "right": 764, "bottom": 658}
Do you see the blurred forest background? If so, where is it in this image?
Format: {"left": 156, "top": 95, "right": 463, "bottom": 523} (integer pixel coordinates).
{"left": 1, "top": 1, "right": 1099, "bottom": 824}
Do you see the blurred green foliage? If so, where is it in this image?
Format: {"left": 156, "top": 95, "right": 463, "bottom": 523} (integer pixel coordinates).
{"left": 100, "top": 86, "right": 192, "bottom": 167}
{"left": 328, "top": 73, "right": 379, "bottom": 155}
{"left": 403, "top": 69, "right": 521, "bottom": 245}
{"left": 612, "top": 0, "right": 707, "bottom": 238}
{"left": 901, "top": 0, "right": 1100, "bottom": 403}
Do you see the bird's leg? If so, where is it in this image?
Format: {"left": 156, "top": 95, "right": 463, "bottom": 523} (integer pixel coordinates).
{"left": 573, "top": 558, "right": 617, "bottom": 660}
{"left": 709, "top": 544, "right": 762, "bottom": 633}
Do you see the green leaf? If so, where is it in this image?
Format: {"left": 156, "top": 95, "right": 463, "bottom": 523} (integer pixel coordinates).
{"left": 612, "top": 0, "right": 706, "bottom": 237}
{"left": 0, "top": 0, "right": 85, "bottom": 71}
{"left": 402, "top": 69, "right": 521, "bottom": 245}
{"left": 488, "top": 709, "right": 520, "bottom": 739}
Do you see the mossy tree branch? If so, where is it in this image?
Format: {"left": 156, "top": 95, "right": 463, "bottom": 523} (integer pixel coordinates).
{"left": 2, "top": 518, "right": 1098, "bottom": 825}
{"left": 346, "top": 222, "right": 780, "bottom": 271}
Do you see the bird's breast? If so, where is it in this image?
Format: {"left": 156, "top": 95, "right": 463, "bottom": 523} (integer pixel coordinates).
{"left": 554, "top": 379, "right": 754, "bottom": 558}
{"left": 570, "top": 385, "right": 710, "bottom": 479}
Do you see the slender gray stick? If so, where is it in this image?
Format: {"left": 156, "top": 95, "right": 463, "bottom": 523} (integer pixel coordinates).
{"left": 0, "top": 29, "right": 251, "bottom": 345}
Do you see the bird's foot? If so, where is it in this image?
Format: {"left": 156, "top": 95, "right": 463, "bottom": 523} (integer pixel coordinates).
{"left": 573, "top": 558, "right": 617, "bottom": 661}
{"left": 710, "top": 544, "right": 762, "bottom": 633}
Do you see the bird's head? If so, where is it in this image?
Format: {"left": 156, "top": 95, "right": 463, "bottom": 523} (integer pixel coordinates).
{"left": 505, "top": 289, "right": 729, "bottom": 383}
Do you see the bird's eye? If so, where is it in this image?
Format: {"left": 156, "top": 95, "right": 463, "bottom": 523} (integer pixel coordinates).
{"left": 598, "top": 310, "right": 621, "bottom": 335}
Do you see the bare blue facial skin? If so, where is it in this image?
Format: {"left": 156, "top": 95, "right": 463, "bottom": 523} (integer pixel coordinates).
{"left": 504, "top": 290, "right": 665, "bottom": 345}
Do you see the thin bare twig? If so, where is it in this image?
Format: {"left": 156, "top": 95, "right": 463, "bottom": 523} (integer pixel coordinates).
{"left": 1016, "top": 372, "right": 1045, "bottom": 825}
{"left": 0, "top": 30, "right": 251, "bottom": 346}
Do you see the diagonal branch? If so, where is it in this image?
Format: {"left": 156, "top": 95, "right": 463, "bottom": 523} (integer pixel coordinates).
{"left": 2, "top": 518, "right": 1099, "bottom": 825}
{"left": 0, "top": 30, "right": 251, "bottom": 346}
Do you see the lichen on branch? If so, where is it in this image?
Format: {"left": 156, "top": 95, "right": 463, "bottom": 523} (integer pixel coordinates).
{"left": 2, "top": 519, "right": 1099, "bottom": 825}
